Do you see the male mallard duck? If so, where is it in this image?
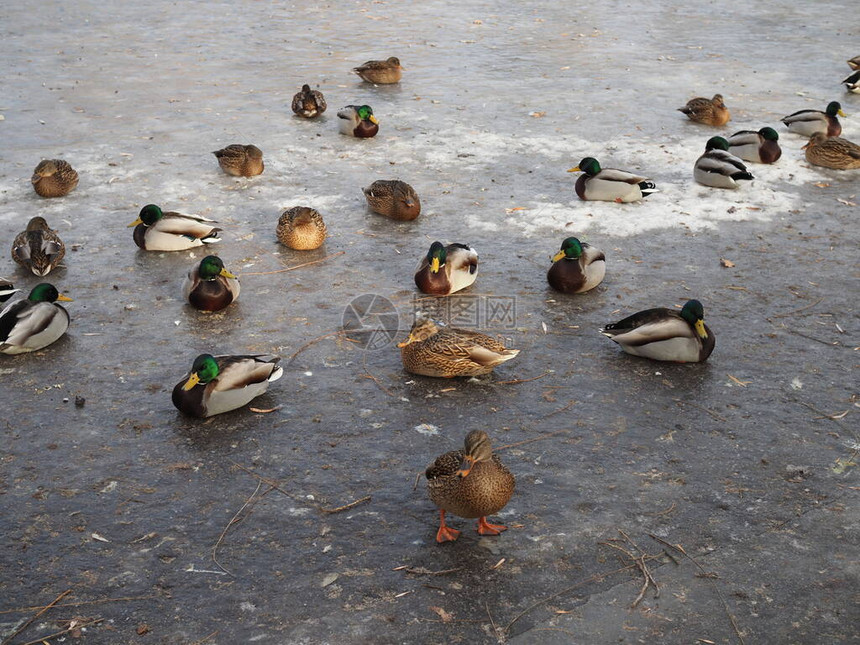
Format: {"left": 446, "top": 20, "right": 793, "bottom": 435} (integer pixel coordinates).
{"left": 802, "top": 132, "right": 860, "bottom": 170}
{"left": 11, "top": 216, "right": 65, "bottom": 277}
{"left": 0, "top": 283, "right": 72, "bottom": 355}
{"left": 362, "top": 180, "right": 421, "bottom": 220}
{"left": 567, "top": 158, "right": 657, "bottom": 202}
{"left": 398, "top": 316, "right": 519, "bottom": 378}
{"left": 426, "top": 430, "right": 515, "bottom": 543}
{"left": 212, "top": 144, "right": 264, "bottom": 177}
{"left": 678, "top": 94, "right": 731, "bottom": 126}
{"left": 547, "top": 237, "right": 605, "bottom": 294}
{"left": 848, "top": 56, "right": 860, "bottom": 70}
{"left": 182, "top": 255, "right": 240, "bottom": 312}
{"left": 414, "top": 242, "right": 478, "bottom": 295}
{"left": 694, "top": 137, "right": 754, "bottom": 189}
{"left": 291, "top": 84, "right": 327, "bottom": 118}
{"left": 276, "top": 206, "right": 327, "bottom": 250}
{"left": 352, "top": 57, "right": 402, "bottom": 84}
{"left": 337, "top": 105, "right": 379, "bottom": 138}
{"left": 600, "top": 299, "right": 715, "bottom": 363}
{"left": 171, "top": 354, "right": 283, "bottom": 418}
{"left": 842, "top": 70, "right": 860, "bottom": 94}
{"left": 0, "top": 278, "right": 19, "bottom": 303}
{"left": 31, "top": 159, "right": 78, "bottom": 198}
{"left": 129, "top": 204, "right": 222, "bottom": 251}
{"left": 781, "top": 101, "right": 845, "bottom": 138}
{"left": 726, "top": 127, "right": 782, "bottom": 164}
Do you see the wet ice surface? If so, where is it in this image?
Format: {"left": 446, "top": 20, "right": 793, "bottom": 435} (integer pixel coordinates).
{"left": 1, "top": 1, "right": 858, "bottom": 643}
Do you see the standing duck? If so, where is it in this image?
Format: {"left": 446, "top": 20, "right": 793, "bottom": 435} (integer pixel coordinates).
{"left": 129, "top": 204, "right": 222, "bottom": 251}
{"left": 842, "top": 71, "right": 860, "bottom": 94}
{"left": 600, "top": 299, "right": 715, "bottom": 363}
{"left": 414, "top": 242, "right": 478, "bottom": 295}
{"left": 337, "top": 105, "right": 379, "bottom": 138}
{"left": 291, "top": 84, "right": 327, "bottom": 118}
{"left": 11, "top": 216, "right": 65, "bottom": 276}
{"left": 567, "top": 158, "right": 657, "bottom": 202}
{"left": 0, "top": 283, "right": 72, "bottom": 355}
{"left": 547, "top": 237, "right": 605, "bottom": 294}
{"left": 212, "top": 144, "right": 264, "bottom": 177}
{"left": 352, "top": 57, "right": 402, "bottom": 84}
{"left": 678, "top": 94, "right": 731, "bottom": 126}
{"left": 726, "top": 127, "right": 782, "bottom": 164}
{"left": 781, "top": 101, "right": 845, "bottom": 138}
{"left": 694, "top": 137, "right": 754, "bottom": 189}
{"left": 363, "top": 180, "right": 421, "bottom": 220}
{"left": 425, "top": 430, "right": 515, "bottom": 543}
{"left": 276, "top": 206, "right": 327, "bottom": 250}
{"left": 182, "top": 255, "right": 240, "bottom": 312}
{"left": 31, "top": 159, "right": 78, "bottom": 198}
{"left": 803, "top": 133, "right": 860, "bottom": 169}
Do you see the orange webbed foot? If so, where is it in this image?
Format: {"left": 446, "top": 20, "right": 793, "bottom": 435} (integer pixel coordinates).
{"left": 436, "top": 525, "right": 461, "bottom": 543}
{"left": 477, "top": 516, "right": 508, "bottom": 536}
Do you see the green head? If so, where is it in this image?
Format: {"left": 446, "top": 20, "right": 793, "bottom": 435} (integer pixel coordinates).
{"left": 826, "top": 101, "right": 845, "bottom": 117}
{"left": 198, "top": 255, "right": 236, "bottom": 281}
{"left": 552, "top": 237, "right": 583, "bottom": 262}
{"left": 129, "top": 204, "right": 164, "bottom": 228}
{"left": 569, "top": 157, "right": 601, "bottom": 176}
{"left": 182, "top": 354, "right": 220, "bottom": 390}
{"left": 28, "top": 282, "right": 73, "bottom": 303}
{"left": 705, "top": 136, "right": 729, "bottom": 151}
{"left": 427, "top": 241, "right": 446, "bottom": 273}
{"left": 356, "top": 105, "right": 379, "bottom": 124}
{"left": 680, "top": 299, "right": 707, "bottom": 339}
{"left": 758, "top": 127, "right": 779, "bottom": 141}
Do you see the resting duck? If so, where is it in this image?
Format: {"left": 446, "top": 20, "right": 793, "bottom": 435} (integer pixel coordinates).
{"left": 0, "top": 283, "right": 72, "bottom": 354}
{"left": 31, "top": 159, "right": 78, "bottom": 198}
{"left": 547, "top": 237, "right": 605, "bottom": 294}
{"left": 694, "top": 137, "right": 754, "bottom": 189}
{"left": 803, "top": 132, "right": 860, "bottom": 170}
{"left": 212, "top": 144, "right": 264, "bottom": 177}
{"left": 781, "top": 101, "right": 845, "bottom": 138}
{"left": 414, "top": 242, "right": 478, "bottom": 295}
{"left": 726, "top": 127, "right": 782, "bottom": 164}
{"left": 11, "top": 216, "right": 65, "bottom": 276}
{"left": 678, "top": 94, "right": 731, "bottom": 126}
{"left": 183, "top": 255, "right": 240, "bottom": 312}
{"left": 337, "top": 105, "right": 379, "bottom": 138}
{"left": 291, "top": 84, "right": 327, "bottom": 118}
{"left": 363, "top": 180, "right": 421, "bottom": 220}
{"left": 129, "top": 204, "right": 222, "bottom": 251}
{"left": 352, "top": 57, "right": 402, "bottom": 84}
{"left": 568, "top": 157, "right": 657, "bottom": 202}
{"left": 276, "top": 206, "right": 327, "bottom": 250}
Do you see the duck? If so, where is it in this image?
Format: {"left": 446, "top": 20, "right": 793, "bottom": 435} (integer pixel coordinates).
{"left": 567, "top": 158, "right": 657, "bottom": 202}
{"left": 291, "top": 84, "right": 327, "bottom": 118}
{"left": 398, "top": 316, "right": 519, "bottom": 378}
{"left": 337, "top": 105, "right": 379, "bottom": 138}
{"left": 172, "top": 354, "right": 283, "bottom": 418}
{"left": 276, "top": 207, "right": 327, "bottom": 250}
{"left": 31, "top": 159, "right": 79, "bottom": 198}
{"left": 11, "top": 216, "right": 65, "bottom": 277}
{"left": 848, "top": 56, "right": 860, "bottom": 70}
{"left": 781, "top": 101, "right": 845, "bottom": 138}
{"left": 352, "top": 57, "right": 402, "bottom": 84}
{"left": 802, "top": 132, "right": 860, "bottom": 170}
{"left": 212, "top": 144, "right": 264, "bottom": 177}
{"left": 694, "top": 137, "right": 754, "bottom": 189}
{"left": 363, "top": 180, "right": 421, "bottom": 220}
{"left": 129, "top": 204, "right": 222, "bottom": 251}
{"left": 0, "top": 283, "right": 72, "bottom": 355}
{"left": 842, "top": 70, "right": 860, "bottom": 94}
{"left": 0, "top": 278, "right": 19, "bottom": 304}
{"left": 547, "top": 237, "right": 605, "bottom": 294}
{"left": 600, "top": 299, "right": 715, "bottom": 363}
{"left": 414, "top": 242, "right": 478, "bottom": 295}
{"left": 425, "top": 430, "right": 516, "bottom": 543}
{"left": 182, "top": 255, "right": 240, "bottom": 312}
{"left": 726, "top": 127, "right": 782, "bottom": 164}
{"left": 678, "top": 94, "right": 731, "bottom": 126}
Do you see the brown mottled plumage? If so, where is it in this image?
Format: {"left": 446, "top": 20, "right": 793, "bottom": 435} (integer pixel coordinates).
{"left": 352, "top": 57, "right": 402, "bottom": 84}
{"left": 678, "top": 94, "right": 731, "bottom": 126}
{"left": 212, "top": 144, "right": 264, "bottom": 177}
{"left": 276, "top": 207, "right": 327, "bottom": 250}
{"left": 31, "top": 159, "right": 78, "bottom": 198}
{"left": 803, "top": 132, "right": 860, "bottom": 170}
{"left": 12, "top": 217, "right": 65, "bottom": 277}
{"left": 426, "top": 430, "right": 515, "bottom": 543}
{"left": 363, "top": 180, "right": 421, "bottom": 220}
{"left": 291, "top": 84, "right": 327, "bottom": 118}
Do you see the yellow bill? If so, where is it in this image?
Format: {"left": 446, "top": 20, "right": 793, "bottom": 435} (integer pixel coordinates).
{"left": 127, "top": 217, "right": 143, "bottom": 227}
{"left": 182, "top": 372, "right": 201, "bottom": 391}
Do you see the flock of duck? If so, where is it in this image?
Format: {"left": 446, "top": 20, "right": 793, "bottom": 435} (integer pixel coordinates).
{"left": 2, "top": 54, "right": 857, "bottom": 542}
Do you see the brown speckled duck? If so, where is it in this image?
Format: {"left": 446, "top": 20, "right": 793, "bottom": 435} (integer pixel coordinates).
{"left": 803, "top": 132, "right": 860, "bottom": 170}
{"left": 31, "top": 159, "right": 78, "bottom": 198}
{"left": 678, "top": 94, "right": 731, "bottom": 126}
{"left": 291, "top": 84, "right": 327, "bottom": 118}
{"left": 276, "top": 207, "right": 327, "bottom": 250}
{"left": 212, "top": 144, "right": 264, "bottom": 177}
{"left": 363, "top": 180, "right": 421, "bottom": 220}
{"left": 352, "top": 57, "right": 402, "bottom": 84}
{"left": 12, "top": 217, "right": 65, "bottom": 277}
{"left": 426, "top": 430, "right": 515, "bottom": 543}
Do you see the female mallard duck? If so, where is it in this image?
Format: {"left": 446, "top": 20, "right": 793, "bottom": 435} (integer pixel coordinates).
{"left": 0, "top": 283, "right": 72, "bottom": 355}
{"left": 337, "top": 105, "right": 379, "bottom": 138}
{"left": 276, "top": 206, "right": 327, "bottom": 250}
{"left": 547, "top": 237, "right": 605, "bottom": 294}
{"left": 694, "top": 137, "right": 754, "bottom": 189}
{"left": 0, "top": 278, "right": 19, "bottom": 304}
{"left": 426, "top": 430, "right": 515, "bottom": 543}
{"left": 567, "top": 158, "right": 657, "bottom": 202}
{"left": 414, "top": 242, "right": 478, "bottom": 295}
{"left": 781, "top": 101, "right": 845, "bottom": 138}
{"left": 11, "top": 216, "right": 65, "bottom": 277}
{"left": 678, "top": 94, "right": 731, "bottom": 126}
{"left": 363, "top": 180, "right": 421, "bottom": 220}
{"left": 726, "top": 127, "right": 782, "bottom": 164}
{"left": 31, "top": 159, "right": 78, "bottom": 198}
{"left": 172, "top": 354, "right": 283, "bottom": 418}
{"left": 842, "top": 70, "right": 860, "bottom": 94}
{"left": 847, "top": 56, "right": 860, "bottom": 70}
{"left": 398, "top": 316, "right": 519, "bottom": 378}
{"left": 182, "top": 255, "right": 240, "bottom": 312}
{"left": 212, "top": 144, "right": 264, "bottom": 177}
{"left": 600, "top": 299, "right": 715, "bottom": 363}
{"left": 352, "top": 57, "right": 402, "bottom": 84}
{"left": 129, "top": 204, "right": 222, "bottom": 251}
{"left": 802, "top": 132, "right": 860, "bottom": 170}
{"left": 291, "top": 84, "right": 327, "bottom": 118}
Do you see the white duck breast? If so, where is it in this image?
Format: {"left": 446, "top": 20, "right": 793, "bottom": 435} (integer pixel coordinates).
{"left": 205, "top": 360, "right": 283, "bottom": 417}
{"left": 0, "top": 301, "right": 70, "bottom": 354}
{"left": 446, "top": 245, "right": 479, "bottom": 293}
{"left": 694, "top": 150, "right": 752, "bottom": 189}
{"left": 580, "top": 246, "right": 607, "bottom": 291}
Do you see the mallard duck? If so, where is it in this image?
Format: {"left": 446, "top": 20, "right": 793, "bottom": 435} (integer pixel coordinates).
{"left": 276, "top": 207, "right": 327, "bottom": 250}
{"left": 802, "top": 132, "right": 860, "bottom": 169}
{"left": 567, "top": 158, "right": 657, "bottom": 202}
{"left": 31, "top": 159, "right": 79, "bottom": 198}
{"left": 398, "top": 316, "right": 519, "bottom": 378}
{"left": 600, "top": 299, "right": 715, "bottom": 363}
{"left": 781, "top": 101, "right": 845, "bottom": 137}
{"left": 425, "top": 430, "right": 515, "bottom": 543}
{"left": 726, "top": 127, "right": 782, "bottom": 164}
{"left": 678, "top": 94, "right": 731, "bottom": 126}
{"left": 0, "top": 278, "right": 19, "bottom": 304}
{"left": 414, "top": 242, "right": 478, "bottom": 295}
{"left": 291, "top": 84, "right": 327, "bottom": 118}
{"left": 129, "top": 204, "right": 222, "bottom": 251}
{"left": 363, "top": 180, "right": 421, "bottom": 220}
{"left": 694, "top": 137, "right": 754, "bottom": 189}
{"left": 547, "top": 237, "right": 605, "bottom": 294}
{"left": 848, "top": 56, "right": 860, "bottom": 70}
{"left": 0, "top": 283, "right": 72, "bottom": 355}
{"left": 337, "top": 105, "right": 379, "bottom": 138}
{"left": 11, "top": 216, "right": 65, "bottom": 276}
{"left": 171, "top": 354, "right": 283, "bottom": 418}
{"left": 842, "top": 70, "right": 860, "bottom": 94}
{"left": 182, "top": 255, "right": 240, "bottom": 312}
{"left": 352, "top": 57, "right": 402, "bottom": 84}
{"left": 212, "top": 144, "right": 264, "bottom": 177}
